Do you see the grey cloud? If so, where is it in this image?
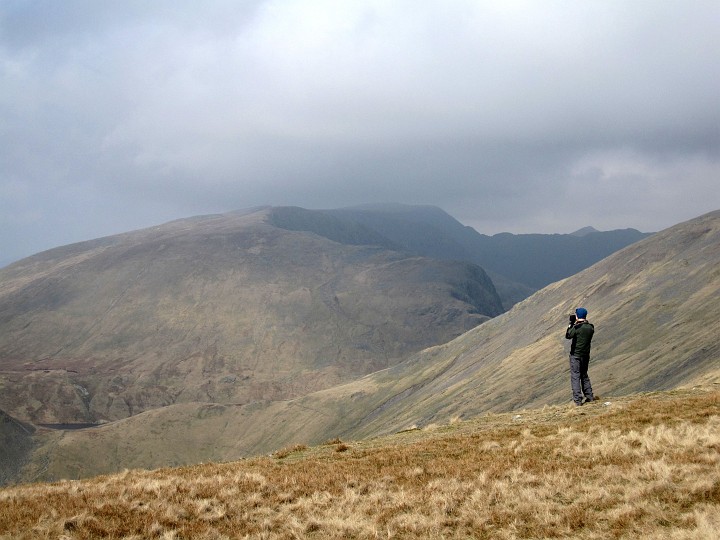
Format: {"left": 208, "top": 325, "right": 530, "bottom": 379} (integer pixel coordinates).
{"left": 1, "top": 0, "right": 719, "bottom": 266}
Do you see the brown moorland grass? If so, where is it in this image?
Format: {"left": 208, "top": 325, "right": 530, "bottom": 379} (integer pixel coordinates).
{"left": 0, "top": 388, "right": 718, "bottom": 539}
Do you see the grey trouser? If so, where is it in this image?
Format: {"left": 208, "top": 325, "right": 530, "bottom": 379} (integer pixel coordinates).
{"left": 569, "top": 354, "right": 593, "bottom": 405}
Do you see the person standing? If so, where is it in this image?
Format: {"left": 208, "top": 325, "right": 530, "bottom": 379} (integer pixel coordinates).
{"left": 565, "top": 307, "right": 595, "bottom": 406}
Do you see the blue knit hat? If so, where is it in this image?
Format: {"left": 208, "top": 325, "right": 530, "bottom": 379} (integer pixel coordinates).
{"left": 575, "top": 307, "right": 588, "bottom": 319}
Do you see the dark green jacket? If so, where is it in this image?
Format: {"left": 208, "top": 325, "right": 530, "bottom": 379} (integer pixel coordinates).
{"left": 566, "top": 320, "right": 594, "bottom": 357}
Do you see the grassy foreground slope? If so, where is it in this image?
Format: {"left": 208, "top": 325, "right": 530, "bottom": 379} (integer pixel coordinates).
{"left": 1, "top": 388, "right": 718, "bottom": 539}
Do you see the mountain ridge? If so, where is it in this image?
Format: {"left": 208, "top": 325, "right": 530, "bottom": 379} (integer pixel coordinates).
{"left": 324, "top": 204, "right": 651, "bottom": 293}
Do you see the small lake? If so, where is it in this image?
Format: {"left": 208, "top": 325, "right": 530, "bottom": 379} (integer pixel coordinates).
{"left": 37, "top": 423, "right": 102, "bottom": 430}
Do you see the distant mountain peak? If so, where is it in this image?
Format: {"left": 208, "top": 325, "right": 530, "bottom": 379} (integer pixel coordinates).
{"left": 570, "top": 226, "right": 600, "bottom": 236}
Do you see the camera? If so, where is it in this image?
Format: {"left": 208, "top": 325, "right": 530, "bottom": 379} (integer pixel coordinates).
{"left": 569, "top": 314, "right": 576, "bottom": 324}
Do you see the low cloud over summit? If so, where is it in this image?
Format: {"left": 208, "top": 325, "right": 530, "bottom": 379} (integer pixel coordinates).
{"left": 1, "top": 1, "right": 719, "bottom": 266}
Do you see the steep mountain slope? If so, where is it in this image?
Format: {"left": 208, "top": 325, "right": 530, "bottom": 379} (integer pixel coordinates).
{"left": 0, "top": 207, "right": 502, "bottom": 426}
{"left": 0, "top": 409, "right": 34, "bottom": 486}
{"left": 325, "top": 203, "right": 651, "bottom": 297}
{"left": 278, "top": 209, "right": 720, "bottom": 439}
{"left": 12, "top": 210, "right": 718, "bottom": 483}
{"left": 308, "top": 209, "right": 720, "bottom": 433}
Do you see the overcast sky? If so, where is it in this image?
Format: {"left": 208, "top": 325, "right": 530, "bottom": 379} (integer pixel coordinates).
{"left": 2, "top": 1, "right": 719, "bottom": 267}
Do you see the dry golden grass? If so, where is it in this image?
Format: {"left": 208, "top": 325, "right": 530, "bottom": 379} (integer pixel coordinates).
{"left": 1, "top": 388, "right": 718, "bottom": 539}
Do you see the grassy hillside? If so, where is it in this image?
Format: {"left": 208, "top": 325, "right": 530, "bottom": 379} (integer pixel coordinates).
{"left": 280, "top": 208, "right": 720, "bottom": 440}
{"left": 0, "top": 208, "right": 502, "bottom": 426}
{"left": 1, "top": 388, "right": 718, "bottom": 539}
